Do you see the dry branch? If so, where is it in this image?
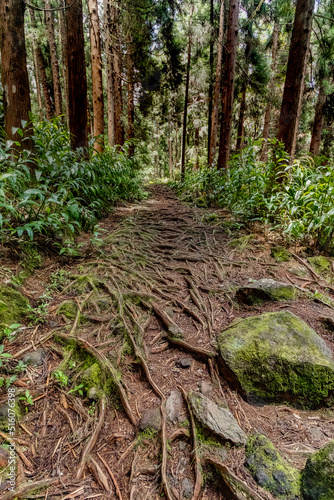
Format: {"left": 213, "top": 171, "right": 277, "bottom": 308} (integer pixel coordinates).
{"left": 2, "top": 478, "right": 62, "bottom": 500}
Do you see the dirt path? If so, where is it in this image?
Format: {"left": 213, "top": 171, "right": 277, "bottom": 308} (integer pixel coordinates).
{"left": 1, "top": 185, "right": 334, "bottom": 499}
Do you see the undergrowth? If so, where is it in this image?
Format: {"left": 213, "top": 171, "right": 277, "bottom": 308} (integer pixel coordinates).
{"left": 0, "top": 118, "right": 146, "bottom": 253}
{"left": 170, "top": 138, "right": 334, "bottom": 248}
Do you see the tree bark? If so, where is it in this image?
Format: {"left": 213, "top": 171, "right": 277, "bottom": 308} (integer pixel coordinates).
{"left": 0, "top": 0, "right": 33, "bottom": 149}
{"left": 104, "top": 0, "right": 115, "bottom": 145}
{"left": 45, "top": 0, "right": 63, "bottom": 117}
{"left": 277, "top": 0, "right": 315, "bottom": 158}
{"left": 207, "top": 0, "right": 214, "bottom": 163}
{"left": 208, "top": 0, "right": 225, "bottom": 166}
{"left": 260, "top": 22, "right": 279, "bottom": 161}
{"left": 59, "top": 2, "right": 69, "bottom": 127}
{"left": 88, "top": 0, "right": 104, "bottom": 153}
{"left": 217, "top": 0, "right": 239, "bottom": 171}
{"left": 33, "top": 49, "right": 43, "bottom": 119}
{"left": 65, "top": 0, "right": 88, "bottom": 151}
{"left": 181, "top": 33, "right": 192, "bottom": 181}
{"left": 127, "top": 36, "right": 135, "bottom": 156}
{"left": 236, "top": 79, "right": 247, "bottom": 152}
{"left": 30, "top": 8, "right": 54, "bottom": 121}
{"left": 309, "top": 85, "right": 326, "bottom": 156}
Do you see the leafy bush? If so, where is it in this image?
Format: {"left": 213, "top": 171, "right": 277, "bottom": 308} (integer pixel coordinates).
{"left": 0, "top": 118, "right": 145, "bottom": 251}
{"left": 171, "top": 138, "right": 334, "bottom": 245}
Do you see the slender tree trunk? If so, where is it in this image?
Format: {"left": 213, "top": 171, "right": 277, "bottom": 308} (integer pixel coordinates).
{"left": 33, "top": 50, "right": 43, "bottom": 119}
{"left": 65, "top": 0, "right": 88, "bottom": 151}
{"left": 207, "top": 0, "right": 214, "bottom": 163}
{"left": 113, "top": 0, "right": 124, "bottom": 146}
{"left": 88, "top": 0, "right": 104, "bottom": 153}
{"left": 277, "top": 0, "right": 315, "bottom": 158}
{"left": 127, "top": 36, "right": 135, "bottom": 156}
{"left": 59, "top": 2, "right": 69, "bottom": 127}
{"left": 30, "top": 8, "right": 54, "bottom": 120}
{"left": 104, "top": 0, "right": 115, "bottom": 145}
{"left": 260, "top": 22, "right": 279, "bottom": 161}
{"left": 168, "top": 116, "right": 173, "bottom": 177}
{"left": 194, "top": 127, "right": 200, "bottom": 169}
{"left": 236, "top": 79, "right": 247, "bottom": 152}
{"left": 208, "top": 0, "right": 225, "bottom": 166}
{"left": 181, "top": 33, "right": 192, "bottom": 181}
{"left": 309, "top": 85, "right": 326, "bottom": 156}
{"left": 45, "top": 0, "right": 62, "bottom": 117}
{"left": 0, "top": 0, "right": 33, "bottom": 149}
{"left": 217, "top": 0, "right": 239, "bottom": 171}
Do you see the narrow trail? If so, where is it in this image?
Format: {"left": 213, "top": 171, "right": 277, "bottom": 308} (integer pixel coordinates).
{"left": 2, "top": 185, "right": 334, "bottom": 500}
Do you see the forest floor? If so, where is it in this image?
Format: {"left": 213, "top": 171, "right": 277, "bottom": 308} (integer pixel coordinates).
{"left": 1, "top": 185, "right": 334, "bottom": 500}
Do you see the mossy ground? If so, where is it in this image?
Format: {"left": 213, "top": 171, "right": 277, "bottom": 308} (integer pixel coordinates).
{"left": 0, "top": 286, "right": 30, "bottom": 336}
{"left": 271, "top": 246, "right": 292, "bottom": 263}
{"left": 308, "top": 256, "right": 330, "bottom": 274}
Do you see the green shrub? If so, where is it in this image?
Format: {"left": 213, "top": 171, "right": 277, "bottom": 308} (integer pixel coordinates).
{"left": 0, "top": 118, "right": 146, "bottom": 251}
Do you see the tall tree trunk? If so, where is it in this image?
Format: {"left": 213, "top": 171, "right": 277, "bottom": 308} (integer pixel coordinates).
{"left": 260, "top": 21, "right": 279, "bottom": 161}
{"left": 113, "top": 0, "right": 124, "bottom": 146}
{"left": 30, "top": 8, "right": 54, "bottom": 120}
{"left": 207, "top": 0, "right": 214, "bottom": 163}
{"left": 277, "top": 0, "right": 315, "bottom": 158}
{"left": 88, "top": 0, "right": 104, "bottom": 153}
{"left": 168, "top": 116, "right": 173, "bottom": 178}
{"left": 104, "top": 0, "right": 115, "bottom": 145}
{"left": 33, "top": 50, "right": 43, "bottom": 119}
{"left": 181, "top": 33, "right": 192, "bottom": 181}
{"left": 59, "top": 2, "right": 69, "bottom": 127}
{"left": 208, "top": 0, "right": 225, "bottom": 166}
{"left": 127, "top": 36, "right": 135, "bottom": 156}
{"left": 217, "top": 0, "right": 239, "bottom": 171}
{"left": 0, "top": 0, "right": 33, "bottom": 149}
{"left": 309, "top": 85, "right": 326, "bottom": 156}
{"left": 65, "top": 0, "right": 88, "bottom": 151}
{"left": 45, "top": 0, "right": 63, "bottom": 117}
{"left": 236, "top": 79, "right": 247, "bottom": 152}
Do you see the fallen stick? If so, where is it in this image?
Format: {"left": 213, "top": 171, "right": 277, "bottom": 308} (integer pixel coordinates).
{"left": 0, "top": 431, "right": 33, "bottom": 470}
{"left": 2, "top": 477, "right": 61, "bottom": 500}
{"left": 98, "top": 452, "right": 123, "bottom": 500}
{"left": 88, "top": 456, "right": 111, "bottom": 492}
{"left": 76, "top": 396, "right": 107, "bottom": 479}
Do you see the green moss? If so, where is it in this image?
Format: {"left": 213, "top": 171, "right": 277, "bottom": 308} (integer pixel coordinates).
{"left": 56, "top": 300, "right": 78, "bottom": 321}
{"left": 0, "top": 286, "right": 29, "bottom": 335}
{"left": 21, "top": 245, "right": 42, "bottom": 273}
{"left": 271, "top": 246, "right": 292, "bottom": 263}
{"left": 308, "top": 256, "right": 330, "bottom": 274}
{"left": 229, "top": 234, "right": 255, "bottom": 251}
{"left": 245, "top": 435, "right": 300, "bottom": 499}
{"left": 137, "top": 427, "right": 158, "bottom": 447}
{"left": 71, "top": 274, "right": 104, "bottom": 294}
{"left": 218, "top": 310, "right": 334, "bottom": 408}
{"left": 302, "top": 440, "right": 334, "bottom": 500}
{"left": 79, "top": 363, "right": 103, "bottom": 397}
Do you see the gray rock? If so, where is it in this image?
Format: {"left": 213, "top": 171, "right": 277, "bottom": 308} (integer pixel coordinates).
{"left": 179, "top": 358, "right": 192, "bottom": 368}
{"left": 0, "top": 405, "right": 8, "bottom": 420}
{"left": 164, "top": 307, "right": 174, "bottom": 318}
{"left": 178, "top": 441, "right": 187, "bottom": 451}
{"left": 302, "top": 440, "right": 334, "bottom": 499}
{"left": 139, "top": 407, "right": 161, "bottom": 431}
{"left": 166, "top": 390, "right": 183, "bottom": 422}
{"left": 309, "top": 427, "right": 325, "bottom": 442}
{"left": 199, "top": 381, "right": 212, "bottom": 396}
{"left": 88, "top": 387, "right": 98, "bottom": 400}
{"left": 217, "top": 310, "right": 334, "bottom": 408}
{"left": 245, "top": 434, "right": 300, "bottom": 499}
{"left": 182, "top": 478, "right": 194, "bottom": 499}
{"left": 188, "top": 392, "right": 246, "bottom": 446}
{"left": 22, "top": 348, "right": 46, "bottom": 366}
{"left": 236, "top": 278, "right": 296, "bottom": 305}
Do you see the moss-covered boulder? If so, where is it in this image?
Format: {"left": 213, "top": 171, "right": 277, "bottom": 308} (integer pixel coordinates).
{"left": 271, "top": 246, "right": 292, "bottom": 263}
{"left": 301, "top": 441, "right": 334, "bottom": 499}
{"left": 308, "top": 256, "right": 330, "bottom": 274}
{"left": 245, "top": 435, "right": 300, "bottom": 499}
{"left": 0, "top": 286, "right": 29, "bottom": 332}
{"left": 236, "top": 278, "right": 296, "bottom": 305}
{"left": 217, "top": 310, "right": 334, "bottom": 408}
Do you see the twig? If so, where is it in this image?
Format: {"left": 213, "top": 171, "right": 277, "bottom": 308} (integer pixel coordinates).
{"left": 76, "top": 396, "right": 107, "bottom": 479}
{"left": 97, "top": 452, "right": 123, "bottom": 500}
{"left": 2, "top": 478, "right": 61, "bottom": 500}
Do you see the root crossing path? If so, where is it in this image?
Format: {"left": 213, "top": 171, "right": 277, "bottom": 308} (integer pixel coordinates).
{"left": 4, "top": 185, "right": 334, "bottom": 500}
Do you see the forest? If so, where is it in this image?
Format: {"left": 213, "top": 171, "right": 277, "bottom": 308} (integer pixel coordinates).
{"left": 1, "top": 0, "right": 334, "bottom": 499}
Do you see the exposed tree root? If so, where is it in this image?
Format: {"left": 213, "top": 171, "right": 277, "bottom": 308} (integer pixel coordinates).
{"left": 2, "top": 478, "right": 62, "bottom": 500}
{"left": 161, "top": 401, "right": 175, "bottom": 500}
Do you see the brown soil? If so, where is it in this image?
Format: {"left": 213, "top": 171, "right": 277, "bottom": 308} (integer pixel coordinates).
{"left": 1, "top": 185, "right": 334, "bottom": 500}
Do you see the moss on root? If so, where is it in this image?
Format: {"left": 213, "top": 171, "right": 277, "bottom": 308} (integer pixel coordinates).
{"left": 0, "top": 286, "right": 29, "bottom": 335}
